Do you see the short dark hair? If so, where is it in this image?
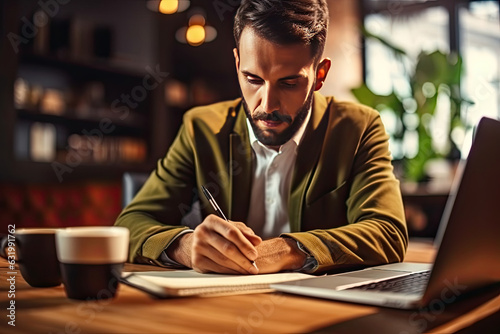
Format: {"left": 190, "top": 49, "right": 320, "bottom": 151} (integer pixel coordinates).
{"left": 233, "top": 0, "right": 329, "bottom": 62}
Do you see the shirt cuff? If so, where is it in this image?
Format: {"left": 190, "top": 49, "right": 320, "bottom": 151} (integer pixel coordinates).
{"left": 159, "top": 229, "right": 194, "bottom": 268}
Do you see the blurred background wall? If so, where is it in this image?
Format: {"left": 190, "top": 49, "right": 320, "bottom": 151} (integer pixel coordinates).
{"left": 1, "top": 0, "right": 498, "bottom": 236}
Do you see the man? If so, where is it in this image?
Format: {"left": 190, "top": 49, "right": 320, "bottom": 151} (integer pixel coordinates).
{"left": 115, "top": 0, "right": 407, "bottom": 275}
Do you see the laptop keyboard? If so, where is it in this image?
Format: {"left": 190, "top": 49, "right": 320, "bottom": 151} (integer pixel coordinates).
{"left": 345, "top": 270, "right": 431, "bottom": 295}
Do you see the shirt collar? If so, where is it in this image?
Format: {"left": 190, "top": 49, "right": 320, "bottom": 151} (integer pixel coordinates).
{"left": 246, "top": 107, "right": 311, "bottom": 151}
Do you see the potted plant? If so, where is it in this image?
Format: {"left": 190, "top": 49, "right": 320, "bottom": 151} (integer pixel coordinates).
{"left": 352, "top": 29, "right": 473, "bottom": 183}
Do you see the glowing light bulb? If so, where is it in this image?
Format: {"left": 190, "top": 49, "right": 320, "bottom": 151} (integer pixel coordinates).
{"left": 189, "top": 14, "right": 205, "bottom": 27}
{"left": 186, "top": 25, "right": 205, "bottom": 46}
{"left": 159, "top": 0, "right": 178, "bottom": 14}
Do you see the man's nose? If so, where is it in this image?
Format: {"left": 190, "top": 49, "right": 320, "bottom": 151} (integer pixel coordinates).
{"left": 261, "top": 85, "right": 280, "bottom": 113}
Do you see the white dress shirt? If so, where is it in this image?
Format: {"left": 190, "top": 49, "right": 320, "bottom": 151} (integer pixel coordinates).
{"left": 245, "top": 110, "right": 311, "bottom": 240}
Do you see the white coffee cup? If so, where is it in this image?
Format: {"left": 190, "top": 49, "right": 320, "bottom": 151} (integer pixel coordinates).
{"left": 55, "top": 226, "right": 129, "bottom": 300}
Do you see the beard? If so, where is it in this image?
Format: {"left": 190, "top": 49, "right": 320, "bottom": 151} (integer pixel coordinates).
{"left": 242, "top": 86, "right": 315, "bottom": 147}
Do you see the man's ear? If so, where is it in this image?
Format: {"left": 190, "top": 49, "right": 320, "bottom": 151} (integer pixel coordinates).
{"left": 314, "top": 58, "right": 331, "bottom": 91}
{"left": 233, "top": 48, "right": 240, "bottom": 71}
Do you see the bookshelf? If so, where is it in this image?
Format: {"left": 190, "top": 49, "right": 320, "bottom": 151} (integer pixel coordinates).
{"left": 14, "top": 53, "right": 150, "bottom": 164}
{"left": 1, "top": 0, "right": 169, "bottom": 183}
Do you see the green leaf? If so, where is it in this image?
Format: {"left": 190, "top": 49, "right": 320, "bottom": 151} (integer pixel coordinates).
{"left": 351, "top": 84, "right": 404, "bottom": 117}
{"left": 361, "top": 27, "right": 407, "bottom": 57}
{"left": 404, "top": 132, "right": 436, "bottom": 182}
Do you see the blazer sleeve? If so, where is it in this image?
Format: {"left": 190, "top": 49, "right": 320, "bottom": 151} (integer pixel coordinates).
{"left": 282, "top": 112, "right": 408, "bottom": 273}
{"left": 115, "top": 123, "right": 196, "bottom": 265}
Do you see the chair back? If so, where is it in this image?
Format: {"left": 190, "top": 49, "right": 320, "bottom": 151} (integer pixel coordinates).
{"left": 122, "top": 172, "right": 149, "bottom": 208}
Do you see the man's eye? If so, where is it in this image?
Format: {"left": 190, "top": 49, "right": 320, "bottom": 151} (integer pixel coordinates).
{"left": 281, "top": 81, "right": 297, "bottom": 88}
{"left": 246, "top": 77, "right": 262, "bottom": 85}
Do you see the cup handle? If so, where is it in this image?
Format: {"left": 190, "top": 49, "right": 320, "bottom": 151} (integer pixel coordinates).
{"left": 0, "top": 234, "right": 9, "bottom": 259}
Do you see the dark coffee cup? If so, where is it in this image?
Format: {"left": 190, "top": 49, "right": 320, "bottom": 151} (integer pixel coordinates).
{"left": 55, "top": 226, "right": 129, "bottom": 300}
{"left": 0, "top": 228, "right": 61, "bottom": 287}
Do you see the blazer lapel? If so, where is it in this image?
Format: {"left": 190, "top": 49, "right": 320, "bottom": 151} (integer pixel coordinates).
{"left": 229, "top": 104, "right": 253, "bottom": 221}
{"left": 288, "top": 92, "right": 329, "bottom": 232}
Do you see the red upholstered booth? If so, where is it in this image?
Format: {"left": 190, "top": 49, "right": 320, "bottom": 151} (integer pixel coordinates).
{"left": 0, "top": 182, "right": 121, "bottom": 230}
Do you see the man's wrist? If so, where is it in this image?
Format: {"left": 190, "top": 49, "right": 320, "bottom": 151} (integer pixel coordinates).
{"left": 281, "top": 237, "right": 308, "bottom": 271}
{"left": 166, "top": 233, "right": 193, "bottom": 268}
{"left": 281, "top": 237, "right": 318, "bottom": 273}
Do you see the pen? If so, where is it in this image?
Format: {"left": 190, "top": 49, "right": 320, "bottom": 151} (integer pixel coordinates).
{"left": 201, "top": 185, "right": 259, "bottom": 271}
{"left": 201, "top": 185, "right": 227, "bottom": 221}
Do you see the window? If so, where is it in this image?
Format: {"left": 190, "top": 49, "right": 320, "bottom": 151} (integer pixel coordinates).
{"left": 361, "top": 0, "right": 500, "bottom": 159}
{"left": 460, "top": 1, "right": 500, "bottom": 153}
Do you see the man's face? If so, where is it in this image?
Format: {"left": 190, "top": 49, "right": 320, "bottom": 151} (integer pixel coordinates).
{"left": 234, "top": 28, "right": 330, "bottom": 147}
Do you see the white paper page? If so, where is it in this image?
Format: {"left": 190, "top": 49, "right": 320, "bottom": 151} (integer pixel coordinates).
{"left": 122, "top": 270, "right": 312, "bottom": 289}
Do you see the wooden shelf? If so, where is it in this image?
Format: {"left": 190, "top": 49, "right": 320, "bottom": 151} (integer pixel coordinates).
{"left": 20, "top": 53, "right": 147, "bottom": 79}
{"left": 16, "top": 108, "right": 146, "bottom": 131}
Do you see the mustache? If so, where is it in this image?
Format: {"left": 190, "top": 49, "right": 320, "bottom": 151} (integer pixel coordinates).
{"left": 252, "top": 110, "right": 292, "bottom": 124}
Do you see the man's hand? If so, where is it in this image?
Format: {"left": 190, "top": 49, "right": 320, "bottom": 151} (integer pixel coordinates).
{"left": 167, "top": 215, "right": 262, "bottom": 274}
{"left": 253, "top": 237, "right": 307, "bottom": 274}
{"left": 168, "top": 223, "right": 308, "bottom": 274}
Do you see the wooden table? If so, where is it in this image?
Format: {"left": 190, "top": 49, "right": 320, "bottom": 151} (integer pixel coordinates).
{"left": 1, "top": 239, "right": 499, "bottom": 333}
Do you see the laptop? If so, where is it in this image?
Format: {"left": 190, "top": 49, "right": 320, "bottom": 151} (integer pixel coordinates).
{"left": 272, "top": 117, "right": 500, "bottom": 309}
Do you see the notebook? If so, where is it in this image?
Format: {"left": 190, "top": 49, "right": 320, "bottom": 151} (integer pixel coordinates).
{"left": 120, "top": 270, "right": 312, "bottom": 297}
{"left": 271, "top": 117, "right": 500, "bottom": 309}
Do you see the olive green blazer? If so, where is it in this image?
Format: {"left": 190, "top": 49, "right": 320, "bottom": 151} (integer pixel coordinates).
{"left": 115, "top": 92, "right": 408, "bottom": 273}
